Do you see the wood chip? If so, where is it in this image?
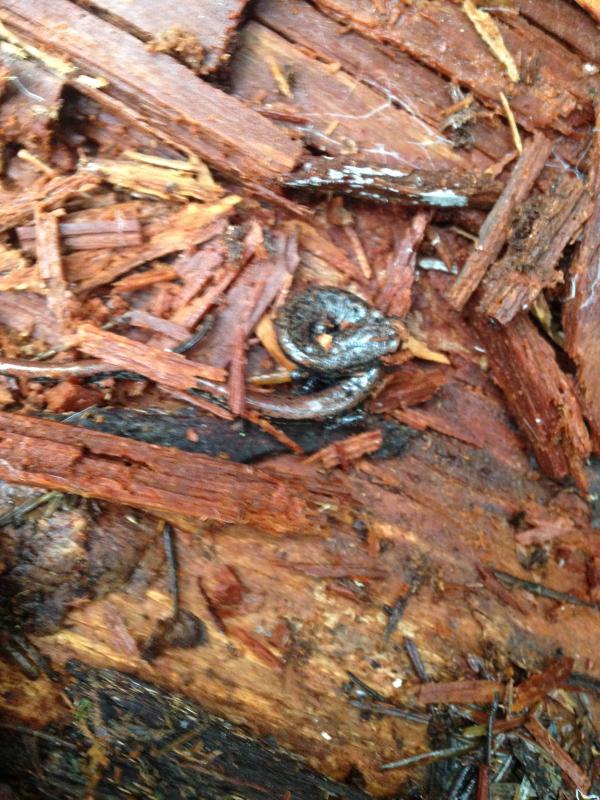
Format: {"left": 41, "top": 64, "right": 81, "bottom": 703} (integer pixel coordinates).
{"left": 448, "top": 132, "right": 553, "bottom": 310}
{"left": 306, "top": 430, "right": 383, "bottom": 469}
{"left": 75, "top": 323, "right": 226, "bottom": 389}
{"left": 378, "top": 211, "right": 431, "bottom": 317}
{"left": 83, "top": 153, "right": 223, "bottom": 203}
{"left": 479, "top": 174, "right": 591, "bottom": 323}
{"left": 35, "top": 208, "right": 73, "bottom": 333}
{"left": 66, "top": 200, "right": 238, "bottom": 291}
{"left": 418, "top": 680, "right": 504, "bottom": 705}
{"left": 474, "top": 313, "right": 591, "bottom": 489}
{"left": 524, "top": 716, "right": 591, "bottom": 792}
{"left": 463, "top": 0, "right": 519, "bottom": 83}
{"left": 513, "top": 656, "right": 574, "bottom": 712}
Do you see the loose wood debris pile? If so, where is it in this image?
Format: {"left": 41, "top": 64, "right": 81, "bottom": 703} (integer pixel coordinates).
{"left": 0, "top": 0, "right": 599, "bottom": 798}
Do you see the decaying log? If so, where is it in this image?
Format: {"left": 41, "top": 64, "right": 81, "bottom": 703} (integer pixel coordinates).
{"left": 478, "top": 173, "right": 592, "bottom": 323}
{"left": 231, "top": 21, "right": 467, "bottom": 172}
{"left": 474, "top": 313, "right": 591, "bottom": 489}
{"left": 447, "top": 131, "right": 553, "bottom": 310}
{"left": 2, "top": 426, "right": 598, "bottom": 796}
{"left": 77, "top": 0, "right": 250, "bottom": 74}
{"left": 1, "top": 0, "right": 302, "bottom": 188}
{"left": 564, "top": 106, "right": 600, "bottom": 453}
{"left": 313, "top": 0, "right": 596, "bottom": 132}
{"left": 0, "top": 411, "right": 351, "bottom": 534}
{"left": 1, "top": 1, "right": 599, "bottom": 797}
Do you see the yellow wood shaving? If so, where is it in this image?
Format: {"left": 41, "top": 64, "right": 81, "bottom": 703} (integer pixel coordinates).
{"left": 76, "top": 74, "right": 109, "bottom": 89}
{"left": 462, "top": 0, "right": 519, "bottom": 83}
{"left": 403, "top": 336, "right": 450, "bottom": 364}
{"left": 574, "top": 0, "right": 600, "bottom": 22}
{"left": 499, "top": 91, "right": 523, "bottom": 155}
{"left": 266, "top": 54, "right": 292, "bottom": 98}
{"left": 81, "top": 155, "right": 224, "bottom": 202}
{"left": 17, "top": 148, "right": 56, "bottom": 177}
{"left": 0, "top": 21, "right": 75, "bottom": 75}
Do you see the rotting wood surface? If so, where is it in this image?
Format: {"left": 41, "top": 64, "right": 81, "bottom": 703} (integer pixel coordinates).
{"left": 0, "top": 0, "right": 599, "bottom": 798}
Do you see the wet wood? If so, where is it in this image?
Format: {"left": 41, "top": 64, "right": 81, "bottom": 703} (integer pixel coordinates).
{"left": 254, "top": 0, "right": 512, "bottom": 164}
{"left": 3, "top": 425, "right": 599, "bottom": 796}
{"left": 0, "top": 52, "right": 64, "bottom": 156}
{"left": 74, "top": 323, "right": 226, "bottom": 386}
{"left": 0, "top": 173, "right": 101, "bottom": 234}
{"left": 524, "top": 717, "right": 591, "bottom": 792}
{"left": 418, "top": 680, "right": 503, "bottom": 705}
{"left": 306, "top": 429, "right": 383, "bottom": 469}
{"left": 474, "top": 313, "right": 591, "bottom": 489}
{"left": 0, "top": 412, "right": 350, "bottom": 534}
{"left": 78, "top": 0, "right": 250, "bottom": 74}
{"left": 65, "top": 199, "right": 238, "bottom": 290}
{"left": 18, "top": 216, "right": 143, "bottom": 253}
{"left": 0, "top": 2, "right": 599, "bottom": 798}
{"left": 514, "top": 0, "right": 600, "bottom": 63}
{"left": 231, "top": 21, "right": 468, "bottom": 172}
{"left": 447, "top": 132, "right": 553, "bottom": 310}
{"left": 478, "top": 173, "right": 592, "bottom": 323}
{"left": 34, "top": 209, "right": 73, "bottom": 334}
{"left": 2, "top": 0, "right": 302, "bottom": 188}
{"left": 563, "top": 106, "right": 600, "bottom": 453}
{"left": 313, "top": 0, "right": 592, "bottom": 132}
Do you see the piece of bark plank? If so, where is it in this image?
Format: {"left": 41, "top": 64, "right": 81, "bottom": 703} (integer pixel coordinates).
{"left": 74, "top": 323, "right": 226, "bottom": 387}
{"left": 563, "top": 106, "right": 600, "bottom": 453}
{"left": 65, "top": 200, "right": 236, "bottom": 290}
{"left": 447, "top": 132, "right": 553, "bottom": 311}
{"left": 231, "top": 21, "right": 468, "bottom": 172}
{"left": 78, "top": 0, "right": 250, "bottom": 74}
{"left": 254, "top": 0, "right": 511, "bottom": 166}
{"left": 313, "top": 0, "right": 579, "bottom": 132}
{"left": 34, "top": 208, "right": 73, "bottom": 335}
{"left": 1, "top": 0, "right": 301, "bottom": 189}
{"left": 0, "top": 412, "right": 350, "bottom": 535}
{"left": 514, "top": 0, "right": 600, "bottom": 63}
{"left": 474, "top": 313, "right": 591, "bottom": 489}
{"left": 479, "top": 173, "right": 592, "bottom": 323}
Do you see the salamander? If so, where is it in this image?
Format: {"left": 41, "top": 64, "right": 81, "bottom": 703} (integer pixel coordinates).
{"left": 0, "top": 287, "right": 400, "bottom": 420}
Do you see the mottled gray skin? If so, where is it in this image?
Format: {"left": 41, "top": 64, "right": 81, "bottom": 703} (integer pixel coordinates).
{"left": 274, "top": 286, "right": 400, "bottom": 376}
